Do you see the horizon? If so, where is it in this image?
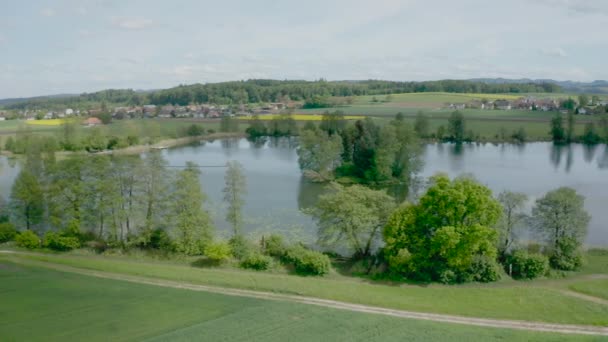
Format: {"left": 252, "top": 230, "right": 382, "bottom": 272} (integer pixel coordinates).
{"left": 2, "top": 0, "right": 608, "bottom": 98}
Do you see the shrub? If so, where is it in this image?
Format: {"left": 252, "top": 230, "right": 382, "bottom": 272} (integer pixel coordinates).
{"left": 0, "top": 222, "right": 17, "bottom": 243}
{"left": 549, "top": 238, "right": 584, "bottom": 271}
{"left": 240, "top": 253, "right": 273, "bottom": 271}
{"left": 469, "top": 256, "right": 501, "bottom": 282}
{"left": 263, "top": 234, "right": 286, "bottom": 257}
{"left": 43, "top": 231, "right": 81, "bottom": 251}
{"left": 439, "top": 269, "right": 457, "bottom": 284}
{"left": 149, "top": 228, "right": 174, "bottom": 251}
{"left": 15, "top": 230, "right": 40, "bottom": 249}
{"left": 284, "top": 245, "right": 331, "bottom": 276}
{"left": 506, "top": 250, "right": 549, "bottom": 280}
{"left": 229, "top": 235, "right": 254, "bottom": 260}
{"left": 205, "top": 241, "right": 232, "bottom": 263}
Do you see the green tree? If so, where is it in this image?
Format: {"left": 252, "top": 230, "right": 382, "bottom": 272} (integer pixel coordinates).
{"left": 171, "top": 162, "right": 213, "bottom": 255}
{"left": 496, "top": 191, "right": 528, "bottom": 259}
{"left": 297, "top": 129, "right": 343, "bottom": 181}
{"left": 531, "top": 187, "right": 590, "bottom": 270}
{"left": 566, "top": 112, "right": 575, "bottom": 143}
{"left": 319, "top": 111, "right": 346, "bottom": 135}
{"left": 384, "top": 174, "right": 502, "bottom": 283}
{"left": 578, "top": 94, "right": 589, "bottom": 107}
{"left": 448, "top": 111, "right": 465, "bottom": 142}
{"left": 414, "top": 111, "right": 430, "bottom": 138}
{"left": 550, "top": 114, "right": 566, "bottom": 143}
{"left": 223, "top": 161, "right": 247, "bottom": 237}
{"left": 245, "top": 114, "right": 267, "bottom": 138}
{"left": 140, "top": 152, "right": 170, "bottom": 238}
{"left": 581, "top": 123, "right": 601, "bottom": 145}
{"left": 10, "top": 170, "right": 44, "bottom": 231}
{"left": 310, "top": 183, "right": 395, "bottom": 258}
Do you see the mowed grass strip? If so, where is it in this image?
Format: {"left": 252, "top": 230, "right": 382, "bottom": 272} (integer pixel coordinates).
{"left": 8, "top": 253, "right": 608, "bottom": 326}
{"left": 0, "top": 260, "right": 600, "bottom": 342}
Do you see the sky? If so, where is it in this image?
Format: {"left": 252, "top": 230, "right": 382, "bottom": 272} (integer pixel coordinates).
{"left": 1, "top": 0, "right": 607, "bottom": 98}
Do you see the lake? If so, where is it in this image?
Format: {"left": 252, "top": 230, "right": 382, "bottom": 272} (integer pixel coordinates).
{"left": 1, "top": 139, "right": 607, "bottom": 245}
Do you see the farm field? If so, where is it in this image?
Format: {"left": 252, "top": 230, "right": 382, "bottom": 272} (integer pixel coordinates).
{"left": 1, "top": 260, "right": 600, "bottom": 342}
{"left": 238, "top": 114, "right": 365, "bottom": 121}
{"left": 4, "top": 250, "right": 608, "bottom": 327}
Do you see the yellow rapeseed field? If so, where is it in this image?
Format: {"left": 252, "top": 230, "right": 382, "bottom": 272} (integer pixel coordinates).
{"left": 238, "top": 114, "right": 364, "bottom": 121}
{"left": 26, "top": 119, "right": 66, "bottom": 126}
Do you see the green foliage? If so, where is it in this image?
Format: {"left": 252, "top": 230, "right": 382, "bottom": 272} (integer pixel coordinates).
{"left": 0, "top": 222, "right": 17, "bottom": 242}
{"left": 228, "top": 234, "right": 254, "bottom": 260}
{"left": 297, "top": 129, "right": 343, "bottom": 181}
{"left": 283, "top": 245, "right": 331, "bottom": 275}
{"left": 149, "top": 228, "right": 174, "bottom": 252}
{"left": 185, "top": 124, "right": 205, "bottom": 137}
{"left": 204, "top": 241, "right": 232, "bottom": 262}
{"left": 171, "top": 163, "right": 213, "bottom": 255}
{"left": 581, "top": 123, "right": 601, "bottom": 144}
{"left": 383, "top": 174, "right": 502, "bottom": 283}
{"left": 15, "top": 230, "right": 40, "bottom": 249}
{"left": 506, "top": 250, "right": 549, "bottom": 280}
{"left": 10, "top": 170, "right": 44, "bottom": 230}
{"left": 319, "top": 111, "right": 346, "bottom": 135}
{"left": 245, "top": 115, "right": 267, "bottom": 138}
{"left": 549, "top": 237, "right": 584, "bottom": 271}
{"left": 240, "top": 252, "right": 273, "bottom": 271}
{"left": 550, "top": 114, "right": 565, "bottom": 143}
{"left": 267, "top": 114, "right": 298, "bottom": 136}
{"left": 447, "top": 111, "right": 466, "bottom": 142}
{"left": 263, "top": 234, "right": 286, "bottom": 257}
{"left": 223, "top": 161, "right": 247, "bottom": 236}
{"left": 414, "top": 112, "right": 430, "bottom": 138}
{"left": 310, "top": 183, "right": 395, "bottom": 258}
{"left": 511, "top": 127, "right": 527, "bottom": 143}
{"left": 532, "top": 187, "right": 590, "bottom": 271}
{"left": 496, "top": 191, "right": 528, "bottom": 258}
{"left": 43, "top": 231, "right": 81, "bottom": 251}
{"left": 302, "top": 95, "right": 332, "bottom": 109}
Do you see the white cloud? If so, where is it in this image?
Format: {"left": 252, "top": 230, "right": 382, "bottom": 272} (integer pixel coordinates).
{"left": 41, "top": 8, "right": 56, "bottom": 17}
{"left": 111, "top": 17, "right": 154, "bottom": 30}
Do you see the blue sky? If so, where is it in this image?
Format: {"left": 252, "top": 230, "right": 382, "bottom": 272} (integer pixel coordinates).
{"left": 1, "top": 0, "right": 607, "bottom": 98}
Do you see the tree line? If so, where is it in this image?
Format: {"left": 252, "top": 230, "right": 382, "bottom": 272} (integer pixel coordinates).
{"left": 3, "top": 79, "right": 561, "bottom": 110}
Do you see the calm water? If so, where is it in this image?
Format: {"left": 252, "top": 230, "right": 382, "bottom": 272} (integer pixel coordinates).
{"left": 1, "top": 139, "right": 607, "bottom": 245}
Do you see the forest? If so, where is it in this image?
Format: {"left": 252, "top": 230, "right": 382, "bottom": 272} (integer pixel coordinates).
{"left": 2, "top": 79, "right": 561, "bottom": 110}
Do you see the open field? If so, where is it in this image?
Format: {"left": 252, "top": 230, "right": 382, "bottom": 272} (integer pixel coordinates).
{"left": 569, "top": 280, "right": 608, "bottom": 301}
{"left": 2, "top": 260, "right": 602, "bottom": 341}
{"left": 3, "top": 250, "right": 608, "bottom": 327}
{"left": 25, "top": 118, "right": 67, "bottom": 126}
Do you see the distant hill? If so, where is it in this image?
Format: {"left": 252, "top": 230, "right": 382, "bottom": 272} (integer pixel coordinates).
{"left": 0, "top": 93, "right": 78, "bottom": 107}
{"left": 468, "top": 78, "right": 608, "bottom": 94}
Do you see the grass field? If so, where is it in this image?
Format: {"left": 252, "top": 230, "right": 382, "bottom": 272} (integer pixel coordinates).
{"left": 0, "top": 260, "right": 602, "bottom": 342}
{"left": 569, "top": 279, "right": 608, "bottom": 301}
{"left": 4, "top": 251, "right": 608, "bottom": 327}
{"left": 238, "top": 114, "right": 365, "bottom": 121}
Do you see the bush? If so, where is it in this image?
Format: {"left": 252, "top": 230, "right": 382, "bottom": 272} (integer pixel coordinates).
{"left": 263, "top": 234, "right": 286, "bottom": 257}
{"left": 506, "top": 250, "right": 549, "bottom": 280}
{"left": 469, "top": 256, "right": 501, "bottom": 282}
{"left": 549, "top": 238, "right": 584, "bottom": 271}
{"left": 15, "top": 230, "right": 40, "bottom": 249}
{"left": 284, "top": 245, "right": 331, "bottom": 276}
{"left": 240, "top": 253, "right": 273, "bottom": 271}
{"left": 205, "top": 241, "right": 232, "bottom": 263}
{"left": 0, "top": 222, "right": 17, "bottom": 243}
{"left": 149, "top": 228, "right": 174, "bottom": 251}
{"left": 229, "top": 235, "right": 254, "bottom": 260}
{"left": 43, "top": 231, "right": 81, "bottom": 251}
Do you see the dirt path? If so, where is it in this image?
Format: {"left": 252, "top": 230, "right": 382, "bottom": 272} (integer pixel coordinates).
{"left": 4, "top": 255, "right": 607, "bottom": 337}
{"left": 559, "top": 290, "right": 608, "bottom": 306}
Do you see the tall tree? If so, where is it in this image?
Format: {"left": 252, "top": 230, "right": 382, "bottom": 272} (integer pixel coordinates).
{"left": 414, "top": 111, "right": 430, "bottom": 138}
{"left": 566, "top": 112, "right": 575, "bottom": 143}
{"left": 531, "top": 187, "right": 590, "bottom": 270}
{"left": 10, "top": 170, "right": 44, "bottom": 231}
{"left": 140, "top": 152, "right": 170, "bottom": 238}
{"left": 448, "top": 111, "right": 465, "bottom": 142}
{"left": 223, "top": 161, "right": 247, "bottom": 237}
{"left": 550, "top": 114, "right": 566, "bottom": 143}
{"left": 496, "top": 191, "right": 528, "bottom": 259}
{"left": 171, "top": 162, "right": 213, "bottom": 255}
{"left": 310, "top": 183, "right": 395, "bottom": 258}
{"left": 297, "top": 129, "right": 343, "bottom": 181}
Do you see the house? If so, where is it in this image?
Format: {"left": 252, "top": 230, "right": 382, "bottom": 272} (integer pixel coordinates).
{"left": 82, "top": 117, "right": 103, "bottom": 126}
{"left": 448, "top": 103, "right": 466, "bottom": 110}
{"left": 577, "top": 107, "right": 588, "bottom": 115}
{"left": 494, "top": 100, "right": 512, "bottom": 110}
{"left": 65, "top": 108, "right": 74, "bottom": 116}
